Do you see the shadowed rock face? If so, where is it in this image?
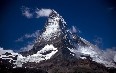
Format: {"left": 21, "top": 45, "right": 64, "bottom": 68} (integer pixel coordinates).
{"left": 22, "top": 56, "right": 108, "bottom": 73}
{"left": 0, "top": 58, "right": 47, "bottom": 73}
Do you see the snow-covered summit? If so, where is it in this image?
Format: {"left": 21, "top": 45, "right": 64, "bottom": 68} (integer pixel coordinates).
{"left": 39, "top": 10, "right": 67, "bottom": 41}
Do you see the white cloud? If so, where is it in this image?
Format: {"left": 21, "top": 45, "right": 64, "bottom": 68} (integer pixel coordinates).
{"left": 20, "top": 44, "right": 34, "bottom": 52}
{"left": 22, "top": 7, "right": 53, "bottom": 18}
{"left": 25, "top": 30, "right": 40, "bottom": 38}
{"left": 15, "top": 37, "right": 24, "bottom": 42}
{"left": 22, "top": 7, "right": 33, "bottom": 18}
{"left": 69, "top": 26, "right": 81, "bottom": 34}
{"left": 93, "top": 36, "right": 103, "bottom": 47}
{"left": 102, "top": 48, "right": 116, "bottom": 61}
{"left": 72, "top": 26, "right": 77, "bottom": 33}
{"left": 35, "top": 8, "right": 52, "bottom": 18}
{"left": 15, "top": 30, "right": 40, "bottom": 51}
{"left": 15, "top": 30, "right": 40, "bottom": 42}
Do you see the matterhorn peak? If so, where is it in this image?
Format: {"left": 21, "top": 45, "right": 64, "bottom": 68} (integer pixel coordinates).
{"left": 25, "top": 9, "right": 75, "bottom": 57}
{"left": 39, "top": 9, "right": 67, "bottom": 42}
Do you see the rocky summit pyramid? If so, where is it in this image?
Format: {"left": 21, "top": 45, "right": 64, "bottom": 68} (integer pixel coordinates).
{"left": 19, "top": 10, "right": 89, "bottom": 64}
{"left": 21, "top": 9, "right": 88, "bottom": 57}
{"left": 0, "top": 10, "right": 116, "bottom": 73}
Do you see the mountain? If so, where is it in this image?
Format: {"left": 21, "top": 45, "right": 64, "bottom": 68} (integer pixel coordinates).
{"left": 0, "top": 9, "right": 116, "bottom": 73}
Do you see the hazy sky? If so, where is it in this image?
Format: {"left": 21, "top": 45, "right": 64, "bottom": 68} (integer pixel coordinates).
{"left": 0, "top": 0, "right": 116, "bottom": 50}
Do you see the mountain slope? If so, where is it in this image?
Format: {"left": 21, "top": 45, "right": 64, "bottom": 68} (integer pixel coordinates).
{"left": 0, "top": 9, "right": 116, "bottom": 73}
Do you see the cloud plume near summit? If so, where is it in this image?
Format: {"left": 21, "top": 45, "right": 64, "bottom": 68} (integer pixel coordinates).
{"left": 35, "top": 8, "right": 52, "bottom": 18}
{"left": 22, "top": 7, "right": 52, "bottom": 18}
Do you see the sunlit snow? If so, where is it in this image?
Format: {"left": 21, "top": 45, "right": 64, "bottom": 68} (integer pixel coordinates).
{"left": 14, "top": 44, "right": 58, "bottom": 67}
{"left": 41, "top": 17, "right": 61, "bottom": 41}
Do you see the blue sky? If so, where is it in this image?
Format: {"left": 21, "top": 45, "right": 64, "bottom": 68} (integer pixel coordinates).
{"left": 0, "top": 0, "right": 116, "bottom": 50}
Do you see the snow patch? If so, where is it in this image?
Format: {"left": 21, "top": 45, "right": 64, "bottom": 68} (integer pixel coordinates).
{"left": 80, "top": 57, "right": 87, "bottom": 59}
{"left": 14, "top": 44, "right": 58, "bottom": 67}
{"left": 41, "top": 17, "right": 61, "bottom": 41}
{"left": 70, "top": 44, "right": 116, "bottom": 68}
{"left": 40, "top": 11, "right": 62, "bottom": 41}
{"left": 0, "top": 47, "right": 18, "bottom": 55}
